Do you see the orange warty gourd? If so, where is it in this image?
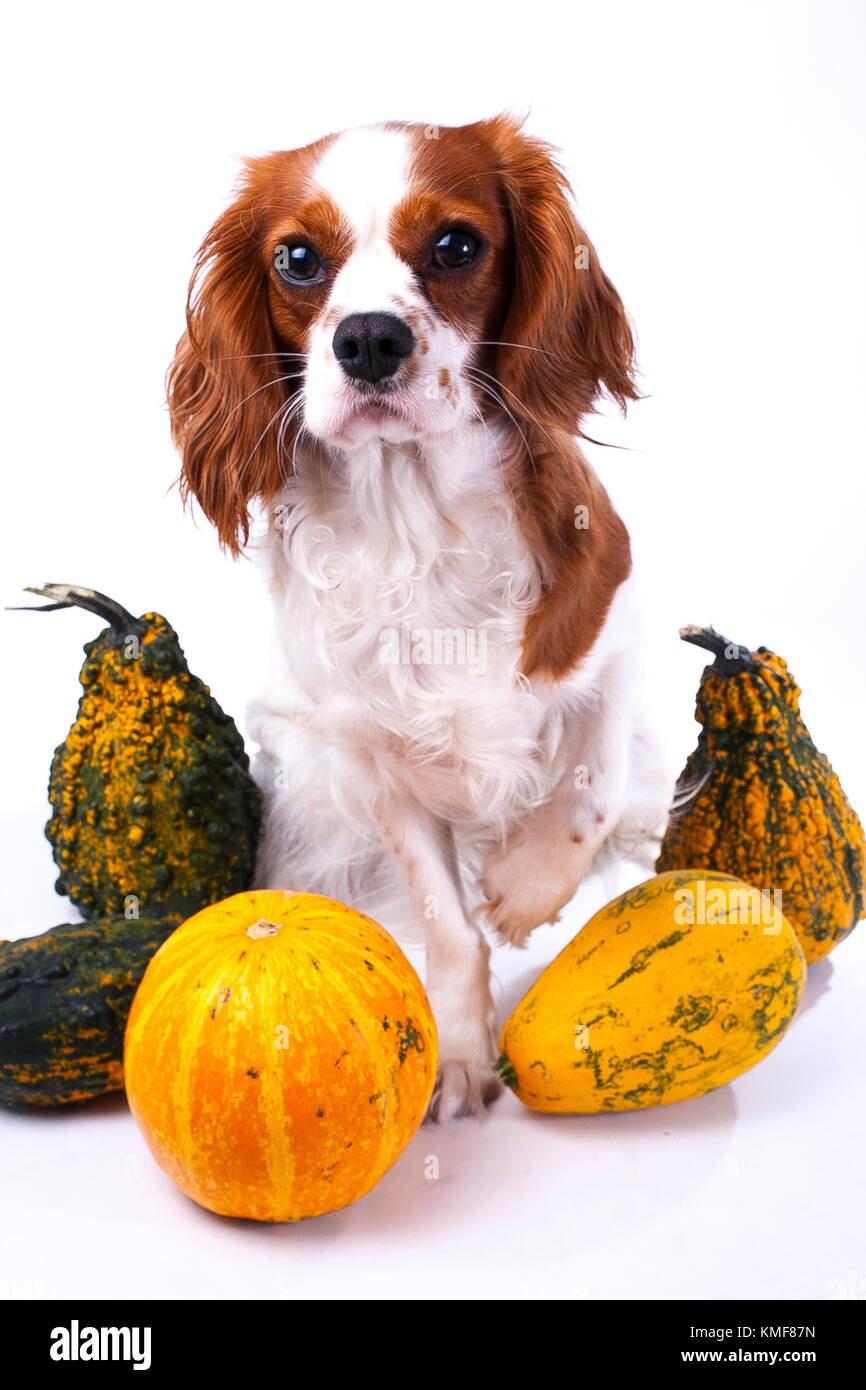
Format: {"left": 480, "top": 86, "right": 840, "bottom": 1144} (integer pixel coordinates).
{"left": 124, "top": 891, "right": 437, "bottom": 1221}
{"left": 657, "top": 626, "right": 866, "bottom": 962}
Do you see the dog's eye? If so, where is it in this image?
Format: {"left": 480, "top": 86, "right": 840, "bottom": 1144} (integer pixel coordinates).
{"left": 274, "top": 243, "right": 323, "bottom": 284}
{"left": 431, "top": 229, "right": 480, "bottom": 270}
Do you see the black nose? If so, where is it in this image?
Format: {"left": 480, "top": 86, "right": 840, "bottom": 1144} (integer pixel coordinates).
{"left": 332, "top": 312, "right": 415, "bottom": 384}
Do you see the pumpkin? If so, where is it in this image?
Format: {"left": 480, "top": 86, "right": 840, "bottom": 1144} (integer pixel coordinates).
{"left": 16, "top": 583, "right": 261, "bottom": 921}
{"left": 124, "top": 891, "right": 437, "bottom": 1221}
{"left": 656, "top": 625, "right": 866, "bottom": 962}
{"left": 0, "top": 916, "right": 180, "bottom": 1107}
{"left": 495, "top": 870, "right": 805, "bottom": 1113}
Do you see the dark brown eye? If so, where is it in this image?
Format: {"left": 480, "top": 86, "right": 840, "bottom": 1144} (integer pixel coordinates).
{"left": 431, "top": 229, "right": 480, "bottom": 270}
{"left": 274, "top": 243, "right": 323, "bottom": 284}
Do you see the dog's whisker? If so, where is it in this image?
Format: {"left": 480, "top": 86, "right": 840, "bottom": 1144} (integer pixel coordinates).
{"left": 474, "top": 341, "right": 558, "bottom": 359}
{"left": 466, "top": 372, "right": 537, "bottom": 483}
{"left": 467, "top": 400, "right": 522, "bottom": 509}
{"left": 204, "top": 352, "right": 310, "bottom": 363}
{"left": 276, "top": 393, "right": 306, "bottom": 469}
{"left": 226, "top": 375, "right": 299, "bottom": 420}
{"left": 236, "top": 390, "right": 305, "bottom": 490}
{"left": 467, "top": 365, "right": 559, "bottom": 455}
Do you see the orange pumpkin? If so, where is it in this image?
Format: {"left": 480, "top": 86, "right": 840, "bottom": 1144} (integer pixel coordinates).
{"left": 124, "top": 890, "right": 437, "bottom": 1221}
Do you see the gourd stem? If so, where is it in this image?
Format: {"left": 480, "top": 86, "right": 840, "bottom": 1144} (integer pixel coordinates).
{"left": 492, "top": 1053, "right": 518, "bottom": 1088}
{"left": 11, "top": 585, "right": 147, "bottom": 639}
{"left": 679, "top": 625, "right": 752, "bottom": 672}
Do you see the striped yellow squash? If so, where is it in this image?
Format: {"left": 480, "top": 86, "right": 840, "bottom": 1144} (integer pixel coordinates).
{"left": 495, "top": 870, "right": 805, "bottom": 1113}
{"left": 124, "top": 891, "right": 437, "bottom": 1221}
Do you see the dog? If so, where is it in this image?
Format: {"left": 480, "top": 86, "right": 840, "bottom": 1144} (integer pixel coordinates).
{"left": 167, "top": 115, "right": 670, "bottom": 1120}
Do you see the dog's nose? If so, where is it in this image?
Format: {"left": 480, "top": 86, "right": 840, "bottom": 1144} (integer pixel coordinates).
{"left": 332, "top": 312, "right": 415, "bottom": 384}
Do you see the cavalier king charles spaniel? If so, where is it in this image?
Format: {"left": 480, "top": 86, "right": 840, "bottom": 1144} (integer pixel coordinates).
{"left": 168, "top": 115, "right": 669, "bottom": 1119}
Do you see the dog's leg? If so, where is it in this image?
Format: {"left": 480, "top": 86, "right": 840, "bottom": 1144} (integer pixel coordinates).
{"left": 482, "top": 654, "right": 635, "bottom": 947}
{"left": 375, "top": 802, "right": 500, "bottom": 1121}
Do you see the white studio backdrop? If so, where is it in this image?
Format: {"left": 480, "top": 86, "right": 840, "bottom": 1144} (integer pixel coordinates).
{"left": 0, "top": 0, "right": 865, "bottom": 1303}
{"left": 1, "top": 0, "right": 864, "bottom": 846}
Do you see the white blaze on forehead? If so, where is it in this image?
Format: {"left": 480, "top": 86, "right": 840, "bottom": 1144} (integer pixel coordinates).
{"left": 312, "top": 125, "right": 411, "bottom": 244}
{"left": 311, "top": 125, "right": 420, "bottom": 316}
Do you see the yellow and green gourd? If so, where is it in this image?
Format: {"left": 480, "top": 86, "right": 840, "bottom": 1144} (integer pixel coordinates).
{"left": 496, "top": 870, "right": 806, "bottom": 1113}
{"left": 21, "top": 584, "right": 262, "bottom": 922}
{"left": 656, "top": 626, "right": 866, "bottom": 962}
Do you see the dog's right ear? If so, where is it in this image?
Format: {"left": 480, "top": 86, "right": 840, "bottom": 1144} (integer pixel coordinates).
{"left": 167, "top": 164, "right": 290, "bottom": 553}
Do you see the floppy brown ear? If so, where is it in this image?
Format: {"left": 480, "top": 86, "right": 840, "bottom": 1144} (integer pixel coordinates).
{"left": 167, "top": 168, "right": 290, "bottom": 552}
{"left": 485, "top": 117, "right": 639, "bottom": 430}
{"left": 470, "top": 119, "right": 636, "bottom": 680}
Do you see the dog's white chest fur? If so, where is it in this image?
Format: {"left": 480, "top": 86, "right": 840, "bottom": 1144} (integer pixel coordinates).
{"left": 257, "top": 428, "right": 564, "bottom": 829}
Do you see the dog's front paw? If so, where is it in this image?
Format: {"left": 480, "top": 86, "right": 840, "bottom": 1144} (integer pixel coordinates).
{"left": 482, "top": 833, "right": 582, "bottom": 948}
{"left": 425, "top": 1059, "right": 502, "bottom": 1122}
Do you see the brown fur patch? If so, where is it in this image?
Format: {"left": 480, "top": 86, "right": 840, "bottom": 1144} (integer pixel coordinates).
{"left": 505, "top": 424, "right": 633, "bottom": 681}
{"left": 167, "top": 135, "right": 345, "bottom": 552}
{"left": 394, "top": 128, "right": 513, "bottom": 346}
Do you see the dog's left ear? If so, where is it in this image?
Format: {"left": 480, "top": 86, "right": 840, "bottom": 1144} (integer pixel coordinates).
{"left": 483, "top": 116, "right": 639, "bottom": 429}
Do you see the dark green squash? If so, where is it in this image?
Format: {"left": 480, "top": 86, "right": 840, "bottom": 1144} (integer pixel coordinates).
{"left": 0, "top": 916, "right": 180, "bottom": 1107}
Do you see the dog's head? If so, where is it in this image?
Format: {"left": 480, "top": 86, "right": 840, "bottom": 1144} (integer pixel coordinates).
{"left": 168, "top": 116, "right": 638, "bottom": 550}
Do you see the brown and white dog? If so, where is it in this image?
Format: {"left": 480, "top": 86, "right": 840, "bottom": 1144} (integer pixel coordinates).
{"left": 168, "top": 116, "right": 669, "bottom": 1119}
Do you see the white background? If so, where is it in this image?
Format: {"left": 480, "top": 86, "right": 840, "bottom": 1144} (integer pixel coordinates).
{"left": 1, "top": 0, "right": 865, "bottom": 1301}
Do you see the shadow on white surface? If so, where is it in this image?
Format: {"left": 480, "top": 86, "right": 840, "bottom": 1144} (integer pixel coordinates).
{"left": 800, "top": 956, "right": 834, "bottom": 1013}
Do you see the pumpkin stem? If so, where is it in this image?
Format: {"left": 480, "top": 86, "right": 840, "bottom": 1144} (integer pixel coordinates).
{"left": 679, "top": 625, "right": 752, "bottom": 673}
{"left": 492, "top": 1053, "right": 518, "bottom": 1088}
{"left": 246, "top": 920, "right": 281, "bottom": 940}
{"left": 10, "top": 584, "right": 147, "bottom": 640}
